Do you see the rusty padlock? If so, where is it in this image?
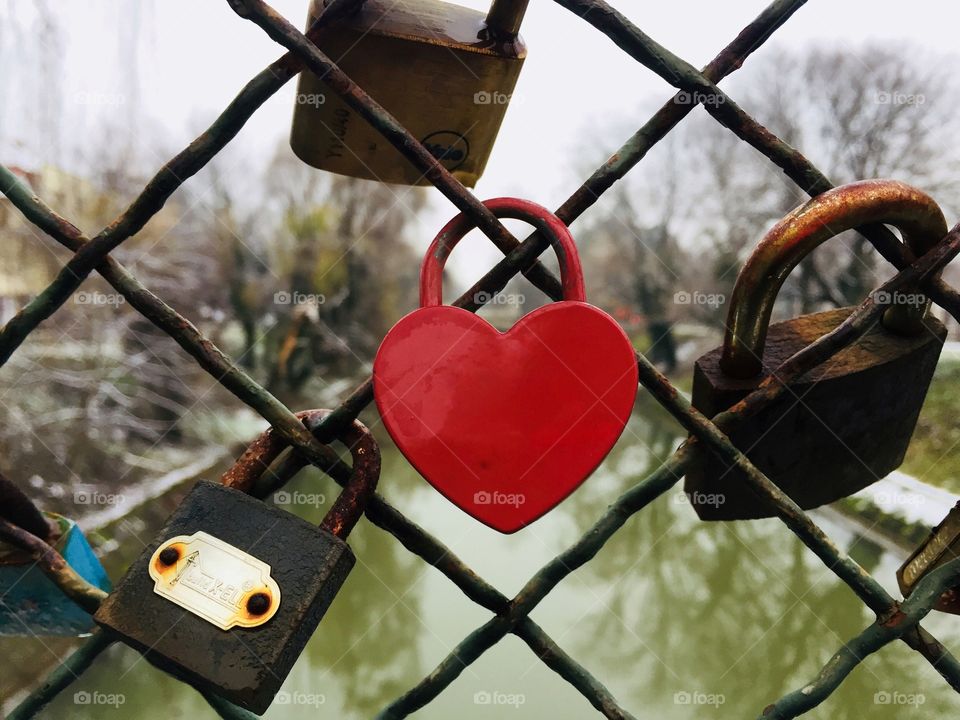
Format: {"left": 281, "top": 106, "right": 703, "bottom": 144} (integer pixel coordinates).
{"left": 94, "top": 411, "right": 379, "bottom": 714}
{"left": 898, "top": 502, "right": 960, "bottom": 614}
{"left": 290, "top": 0, "right": 528, "bottom": 186}
{"left": 686, "top": 180, "right": 948, "bottom": 520}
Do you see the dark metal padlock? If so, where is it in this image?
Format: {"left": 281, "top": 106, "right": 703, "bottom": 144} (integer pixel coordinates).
{"left": 290, "top": 0, "right": 528, "bottom": 186}
{"left": 94, "top": 411, "right": 379, "bottom": 714}
{"left": 686, "top": 180, "right": 948, "bottom": 520}
{"left": 898, "top": 502, "right": 960, "bottom": 614}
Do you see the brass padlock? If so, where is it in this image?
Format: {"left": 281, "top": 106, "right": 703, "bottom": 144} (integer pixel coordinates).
{"left": 898, "top": 502, "right": 960, "bottom": 614}
{"left": 290, "top": 0, "right": 528, "bottom": 186}
{"left": 686, "top": 180, "right": 948, "bottom": 520}
{"left": 94, "top": 411, "right": 379, "bottom": 714}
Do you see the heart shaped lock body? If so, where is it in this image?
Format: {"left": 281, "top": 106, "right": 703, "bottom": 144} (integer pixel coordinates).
{"left": 373, "top": 198, "right": 638, "bottom": 532}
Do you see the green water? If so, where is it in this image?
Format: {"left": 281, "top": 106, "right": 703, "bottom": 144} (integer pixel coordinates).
{"left": 5, "top": 395, "right": 960, "bottom": 719}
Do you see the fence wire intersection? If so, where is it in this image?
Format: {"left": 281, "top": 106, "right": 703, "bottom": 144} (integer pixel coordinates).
{"left": 2, "top": 1, "right": 960, "bottom": 719}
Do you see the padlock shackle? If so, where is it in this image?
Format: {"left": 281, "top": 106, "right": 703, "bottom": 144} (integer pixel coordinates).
{"left": 220, "top": 410, "right": 379, "bottom": 540}
{"left": 419, "top": 197, "right": 586, "bottom": 308}
{"left": 318, "top": 415, "right": 380, "bottom": 539}
{"left": 485, "top": 0, "right": 529, "bottom": 39}
{"left": 721, "top": 179, "right": 948, "bottom": 379}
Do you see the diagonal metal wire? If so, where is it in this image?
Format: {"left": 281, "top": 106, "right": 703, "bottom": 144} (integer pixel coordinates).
{"left": 2, "top": 0, "right": 960, "bottom": 718}
{"left": 552, "top": 0, "right": 960, "bottom": 318}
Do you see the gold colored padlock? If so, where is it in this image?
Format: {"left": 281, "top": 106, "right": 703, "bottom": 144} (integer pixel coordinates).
{"left": 898, "top": 502, "right": 960, "bottom": 614}
{"left": 290, "top": 0, "right": 528, "bottom": 186}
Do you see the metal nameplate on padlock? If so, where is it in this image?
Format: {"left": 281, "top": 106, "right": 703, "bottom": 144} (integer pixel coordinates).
{"left": 898, "top": 503, "right": 960, "bottom": 613}
{"left": 148, "top": 531, "right": 281, "bottom": 630}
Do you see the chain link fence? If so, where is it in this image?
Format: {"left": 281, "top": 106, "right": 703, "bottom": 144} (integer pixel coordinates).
{"left": 3, "top": 0, "right": 960, "bottom": 718}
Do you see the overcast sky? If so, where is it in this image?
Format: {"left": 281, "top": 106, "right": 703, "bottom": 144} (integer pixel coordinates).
{"left": 3, "top": 0, "right": 959, "bottom": 281}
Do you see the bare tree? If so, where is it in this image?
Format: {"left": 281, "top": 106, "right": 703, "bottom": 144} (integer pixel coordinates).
{"left": 206, "top": 141, "right": 427, "bottom": 400}
{"left": 742, "top": 44, "right": 960, "bottom": 309}
{"left": 580, "top": 178, "right": 687, "bottom": 371}
{"left": 576, "top": 41, "right": 960, "bottom": 360}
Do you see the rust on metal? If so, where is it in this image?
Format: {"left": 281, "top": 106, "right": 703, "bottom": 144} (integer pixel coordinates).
{"left": 147, "top": 530, "right": 283, "bottom": 630}
{"left": 688, "top": 307, "right": 946, "bottom": 520}
{"left": 721, "top": 179, "right": 948, "bottom": 378}
{"left": 0, "top": 518, "right": 108, "bottom": 614}
{"left": 220, "top": 409, "right": 379, "bottom": 539}
{"left": 898, "top": 502, "right": 960, "bottom": 614}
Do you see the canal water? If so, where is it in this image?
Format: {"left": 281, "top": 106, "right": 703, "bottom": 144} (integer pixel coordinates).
{"left": 4, "top": 392, "right": 960, "bottom": 719}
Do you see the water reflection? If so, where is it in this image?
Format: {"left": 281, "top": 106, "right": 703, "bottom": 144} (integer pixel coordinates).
{"left": 565, "top": 395, "right": 960, "bottom": 718}
{"left": 9, "top": 398, "right": 960, "bottom": 718}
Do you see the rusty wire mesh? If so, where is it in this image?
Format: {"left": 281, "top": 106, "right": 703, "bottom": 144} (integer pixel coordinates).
{"left": 4, "top": 0, "right": 960, "bottom": 718}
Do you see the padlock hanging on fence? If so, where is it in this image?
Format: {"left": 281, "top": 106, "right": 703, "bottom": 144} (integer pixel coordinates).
{"left": 685, "top": 179, "right": 948, "bottom": 521}
{"left": 94, "top": 412, "right": 380, "bottom": 715}
{"left": 0, "top": 474, "right": 112, "bottom": 636}
{"left": 898, "top": 501, "right": 960, "bottom": 614}
{"left": 373, "top": 197, "right": 638, "bottom": 533}
{"left": 290, "top": 0, "right": 528, "bottom": 186}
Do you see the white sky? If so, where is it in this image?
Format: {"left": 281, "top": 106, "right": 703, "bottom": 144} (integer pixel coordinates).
{"left": 3, "top": 0, "right": 960, "bottom": 281}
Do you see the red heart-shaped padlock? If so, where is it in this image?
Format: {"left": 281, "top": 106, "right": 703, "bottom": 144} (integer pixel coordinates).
{"left": 373, "top": 198, "right": 638, "bottom": 533}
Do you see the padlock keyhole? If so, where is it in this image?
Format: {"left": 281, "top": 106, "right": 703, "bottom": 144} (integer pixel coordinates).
{"left": 246, "top": 592, "right": 272, "bottom": 616}
{"left": 158, "top": 547, "right": 180, "bottom": 566}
